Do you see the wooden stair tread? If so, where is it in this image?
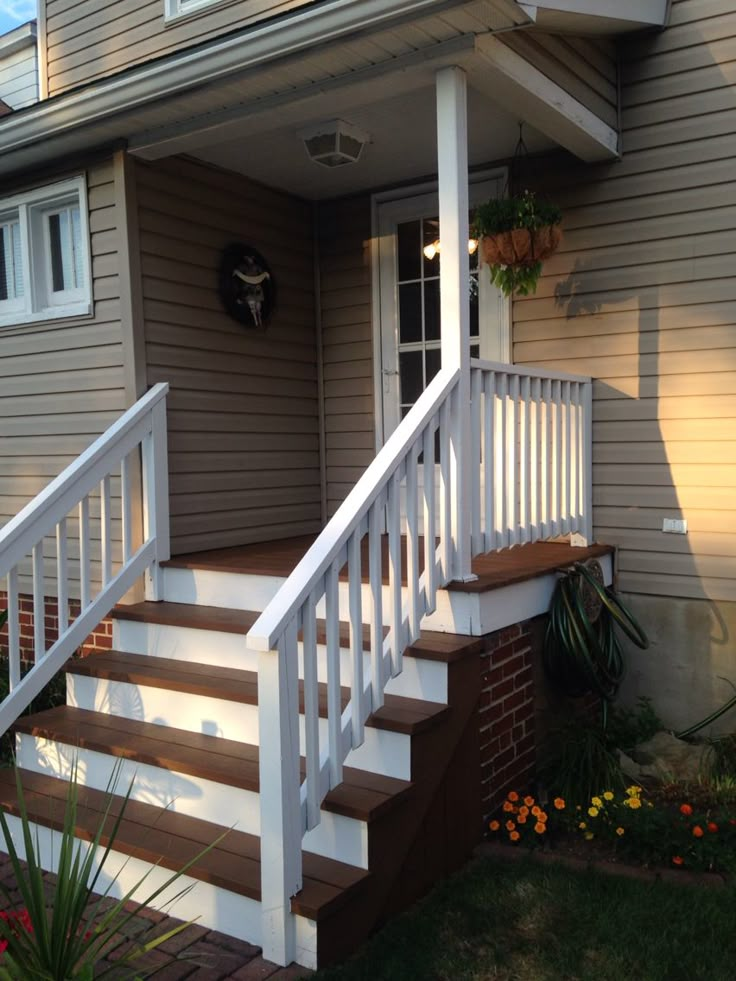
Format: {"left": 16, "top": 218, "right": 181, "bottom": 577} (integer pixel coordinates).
{"left": 14, "top": 706, "right": 413, "bottom": 822}
{"left": 113, "top": 602, "right": 480, "bottom": 664}
{"left": 0, "top": 768, "right": 368, "bottom": 921}
{"left": 68, "top": 650, "right": 449, "bottom": 736}
{"left": 446, "top": 542, "right": 614, "bottom": 593}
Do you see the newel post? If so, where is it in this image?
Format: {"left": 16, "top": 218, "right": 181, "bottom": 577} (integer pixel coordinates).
{"left": 142, "top": 394, "right": 170, "bottom": 601}
{"left": 436, "top": 66, "right": 475, "bottom": 581}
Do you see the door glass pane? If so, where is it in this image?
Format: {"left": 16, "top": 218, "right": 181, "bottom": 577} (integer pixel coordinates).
{"left": 397, "top": 220, "right": 420, "bottom": 281}
{"left": 422, "top": 217, "right": 440, "bottom": 278}
{"left": 48, "top": 211, "right": 69, "bottom": 292}
{"left": 425, "top": 347, "right": 441, "bottom": 385}
{"left": 398, "top": 282, "right": 422, "bottom": 343}
{"left": 71, "top": 206, "right": 84, "bottom": 289}
{"left": 424, "top": 280, "right": 440, "bottom": 341}
{"left": 399, "top": 350, "right": 423, "bottom": 409}
{"left": 0, "top": 220, "right": 23, "bottom": 302}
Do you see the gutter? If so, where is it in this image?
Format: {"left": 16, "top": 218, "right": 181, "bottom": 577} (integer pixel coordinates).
{"left": 0, "top": 0, "right": 530, "bottom": 160}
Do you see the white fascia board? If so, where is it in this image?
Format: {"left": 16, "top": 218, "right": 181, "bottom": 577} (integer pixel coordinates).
{"left": 472, "top": 33, "right": 618, "bottom": 162}
{"left": 0, "top": 0, "right": 489, "bottom": 160}
{"left": 0, "top": 21, "right": 37, "bottom": 59}
{"left": 519, "top": 0, "right": 669, "bottom": 28}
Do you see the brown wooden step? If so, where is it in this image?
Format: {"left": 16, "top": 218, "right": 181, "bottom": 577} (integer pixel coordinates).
{"left": 68, "top": 649, "right": 450, "bottom": 737}
{"left": 0, "top": 768, "right": 368, "bottom": 921}
{"left": 14, "top": 706, "right": 413, "bottom": 823}
{"left": 112, "top": 601, "right": 482, "bottom": 664}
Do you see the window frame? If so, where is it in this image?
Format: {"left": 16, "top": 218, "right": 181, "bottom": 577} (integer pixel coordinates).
{"left": 164, "top": 0, "right": 233, "bottom": 23}
{"left": 0, "top": 176, "right": 92, "bottom": 329}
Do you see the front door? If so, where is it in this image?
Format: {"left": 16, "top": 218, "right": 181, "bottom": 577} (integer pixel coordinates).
{"left": 376, "top": 176, "right": 509, "bottom": 443}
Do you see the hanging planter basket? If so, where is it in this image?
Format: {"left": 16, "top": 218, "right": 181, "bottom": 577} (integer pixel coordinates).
{"left": 480, "top": 222, "right": 563, "bottom": 268}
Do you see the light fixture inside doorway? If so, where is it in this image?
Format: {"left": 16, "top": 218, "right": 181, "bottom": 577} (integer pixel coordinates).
{"left": 300, "top": 119, "right": 371, "bottom": 168}
{"left": 422, "top": 238, "right": 479, "bottom": 261}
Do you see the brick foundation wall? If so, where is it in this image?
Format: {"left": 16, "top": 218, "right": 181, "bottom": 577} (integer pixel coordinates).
{"left": 479, "top": 620, "right": 538, "bottom": 819}
{"left": 0, "top": 591, "right": 113, "bottom": 667}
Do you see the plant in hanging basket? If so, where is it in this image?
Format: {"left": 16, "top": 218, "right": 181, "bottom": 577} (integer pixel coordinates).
{"left": 472, "top": 191, "right": 562, "bottom": 297}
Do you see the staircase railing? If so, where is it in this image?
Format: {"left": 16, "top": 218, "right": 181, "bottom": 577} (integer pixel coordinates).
{"left": 248, "top": 357, "right": 593, "bottom": 964}
{"left": 247, "top": 366, "right": 461, "bottom": 964}
{"left": 470, "top": 359, "right": 592, "bottom": 551}
{"left": 0, "top": 382, "right": 170, "bottom": 736}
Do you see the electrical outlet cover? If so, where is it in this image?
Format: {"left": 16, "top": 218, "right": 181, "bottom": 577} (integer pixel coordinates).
{"left": 662, "top": 518, "right": 687, "bottom": 534}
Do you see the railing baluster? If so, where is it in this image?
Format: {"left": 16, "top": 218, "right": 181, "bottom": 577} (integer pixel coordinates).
{"left": 368, "top": 501, "right": 384, "bottom": 712}
{"left": 508, "top": 375, "right": 519, "bottom": 546}
{"left": 348, "top": 531, "right": 364, "bottom": 749}
{"left": 32, "top": 542, "right": 45, "bottom": 662}
{"left": 470, "top": 368, "right": 482, "bottom": 555}
{"left": 7, "top": 569, "right": 20, "bottom": 691}
{"left": 530, "top": 377, "right": 540, "bottom": 541}
{"left": 388, "top": 470, "right": 403, "bottom": 677}
{"left": 302, "top": 594, "right": 320, "bottom": 830}
{"left": 581, "top": 381, "right": 594, "bottom": 545}
{"left": 483, "top": 371, "right": 494, "bottom": 553}
{"left": 121, "top": 454, "right": 132, "bottom": 564}
{"left": 100, "top": 475, "right": 112, "bottom": 587}
{"left": 541, "top": 378, "right": 551, "bottom": 538}
{"left": 423, "top": 422, "right": 437, "bottom": 613}
{"left": 496, "top": 372, "right": 507, "bottom": 549}
{"left": 56, "top": 518, "right": 68, "bottom": 636}
{"left": 553, "top": 379, "right": 563, "bottom": 536}
{"left": 325, "top": 560, "right": 342, "bottom": 789}
{"left": 406, "top": 444, "right": 420, "bottom": 643}
{"left": 563, "top": 380, "right": 572, "bottom": 534}
{"left": 79, "top": 496, "right": 91, "bottom": 611}
{"left": 521, "top": 375, "right": 531, "bottom": 544}
{"left": 570, "top": 382, "right": 578, "bottom": 532}
{"left": 439, "top": 398, "right": 452, "bottom": 582}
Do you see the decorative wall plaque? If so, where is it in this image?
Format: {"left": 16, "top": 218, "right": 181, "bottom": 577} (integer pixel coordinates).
{"left": 219, "top": 244, "right": 275, "bottom": 328}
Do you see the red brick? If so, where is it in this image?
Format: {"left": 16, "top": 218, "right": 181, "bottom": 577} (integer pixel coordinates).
{"left": 490, "top": 678, "right": 514, "bottom": 701}
{"left": 502, "top": 691, "right": 527, "bottom": 715}
{"left": 502, "top": 655, "right": 525, "bottom": 678}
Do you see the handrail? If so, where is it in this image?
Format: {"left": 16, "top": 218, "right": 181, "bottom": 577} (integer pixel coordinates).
{"left": 470, "top": 357, "right": 591, "bottom": 386}
{"left": 0, "top": 382, "right": 170, "bottom": 736}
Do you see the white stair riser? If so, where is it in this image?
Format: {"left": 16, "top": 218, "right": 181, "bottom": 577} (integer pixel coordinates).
{"left": 15, "top": 733, "right": 368, "bottom": 869}
{"left": 2, "top": 813, "right": 318, "bottom": 970}
{"left": 66, "top": 674, "right": 412, "bottom": 782}
{"left": 113, "top": 620, "right": 448, "bottom": 703}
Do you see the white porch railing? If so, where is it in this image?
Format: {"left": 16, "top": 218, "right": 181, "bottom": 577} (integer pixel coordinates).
{"left": 470, "top": 359, "right": 593, "bottom": 552}
{"left": 0, "top": 382, "right": 170, "bottom": 736}
{"left": 247, "top": 359, "right": 592, "bottom": 964}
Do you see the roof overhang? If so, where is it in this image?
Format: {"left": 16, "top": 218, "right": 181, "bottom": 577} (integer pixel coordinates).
{"left": 518, "top": 0, "right": 670, "bottom": 34}
{"left": 0, "top": 21, "right": 37, "bottom": 59}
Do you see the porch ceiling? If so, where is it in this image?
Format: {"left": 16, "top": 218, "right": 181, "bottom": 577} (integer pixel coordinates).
{"left": 188, "top": 81, "right": 554, "bottom": 200}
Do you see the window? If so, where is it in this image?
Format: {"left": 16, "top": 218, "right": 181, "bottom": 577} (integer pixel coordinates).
{"left": 0, "top": 177, "right": 91, "bottom": 328}
{"left": 165, "top": 0, "right": 224, "bottom": 19}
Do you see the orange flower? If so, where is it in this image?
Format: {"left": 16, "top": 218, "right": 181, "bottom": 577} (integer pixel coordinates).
{"left": 692, "top": 825, "right": 704, "bottom": 838}
{"left": 503, "top": 801, "right": 515, "bottom": 813}
{"left": 523, "top": 796, "right": 535, "bottom": 807}
{"left": 531, "top": 805, "right": 541, "bottom": 817}
{"left": 506, "top": 820, "right": 516, "bottom": 832}
{"left": 534, "top": 822, "right": 546, "bottom": 834}
{"left": 508, "top": 791, "right": 520, "bottom": 802}
{"left": 510, "top": 830, "right": 520, "bottom": 841}
{"left": 672, "top": 856, "right": 684, "bottom": 866}
{"left": 517, "top": 814, "right": 527, "bottom": 825}
{"left": 679, "top": 804, "right": 693, "bottom": 816}
{"left": 489, "top": 820, "right": 500, "bottom": 832}
{"left": 519, "top": 806, "right": 529, "bottom": 818}
{"left": 538, "top": 811, "right": 548, "bottom": 823}
{"left": 707, "top": 822, "right": 718, "bottom": 833}
{"left": 553, "top": 798, "right": 565, "bottom": 810}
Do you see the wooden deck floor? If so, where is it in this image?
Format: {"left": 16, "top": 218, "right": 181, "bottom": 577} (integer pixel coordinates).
{"left": 165, "top": 537, "right": 612, "bottom": 593}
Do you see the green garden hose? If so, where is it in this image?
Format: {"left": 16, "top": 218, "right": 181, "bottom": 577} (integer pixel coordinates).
{"left": 543, "top": 561, "right": 648, "bottom": 704}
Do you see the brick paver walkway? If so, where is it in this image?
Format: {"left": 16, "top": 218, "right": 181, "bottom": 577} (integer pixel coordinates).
{"left": 0, "top": 854, "right": 311, "bottom": 980}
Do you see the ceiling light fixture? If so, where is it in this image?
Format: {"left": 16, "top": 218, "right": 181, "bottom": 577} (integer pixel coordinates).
{"left": 300, "top": 119, "right": 371, "bottom": 168}
{"left": 422, "top": 238, "right": 479, "bottom": 261}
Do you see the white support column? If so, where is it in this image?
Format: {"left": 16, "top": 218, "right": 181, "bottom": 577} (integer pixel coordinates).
{"left": 436, "top": 66, "right": 475, "bottom": 581}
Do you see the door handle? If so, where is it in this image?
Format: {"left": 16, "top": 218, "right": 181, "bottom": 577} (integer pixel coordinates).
{"left": 382, "top": 368, "right": 399, "bottom": 375}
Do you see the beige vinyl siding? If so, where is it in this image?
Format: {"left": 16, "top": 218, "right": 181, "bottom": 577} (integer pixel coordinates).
{"left": 44, "top": 0, "right": 315, "bottom": 96}
{"left": 318, "top": 196, "right": 374, "bottom": 519}
{"left": 136, "top": 155, "right": 320, "bottom": 554}
{"left": 0, "top": 159, "right": 128, "bottom": 596}
{"left": 0, "top": 40, "right": 38, "bottom": 109}
{"left": 500, "top": 32, "right": 618, "bottom": 129}
{"left": 514, "top": 0, "right": 736, "bottom": 602}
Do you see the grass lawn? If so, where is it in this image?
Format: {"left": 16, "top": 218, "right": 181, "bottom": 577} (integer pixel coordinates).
{"left": 310, "top": 855, "right": 736, "bottom": 981}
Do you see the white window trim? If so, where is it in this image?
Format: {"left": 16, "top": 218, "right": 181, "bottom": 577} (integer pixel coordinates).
{"left": 164, "top": 0, "right": 239, "bottom": 24}
{"left": 0, "top": 176, "right": 92, "bottom": 329}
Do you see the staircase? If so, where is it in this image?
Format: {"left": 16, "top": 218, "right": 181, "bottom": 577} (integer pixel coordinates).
{"left": 1, "top": 558, "right": 482, "bottom": 969}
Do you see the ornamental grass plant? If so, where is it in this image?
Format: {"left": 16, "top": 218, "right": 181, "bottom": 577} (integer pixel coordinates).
{"left": 0, "top": 761, "right": 225, "bottom": 980}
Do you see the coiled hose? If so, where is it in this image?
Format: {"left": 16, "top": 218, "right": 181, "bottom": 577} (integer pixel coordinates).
{"left": 543, "top": 561, "right": 648, "bottom": 703}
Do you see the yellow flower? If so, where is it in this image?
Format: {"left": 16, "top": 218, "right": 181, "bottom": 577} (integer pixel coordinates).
{"left": 578, "top": 821, "right": 587, "bottom": 830}
{"left": 616, "top": 827, "right": 625, "bottom": 836}
{"left": 626, "top": 785, "right": 642, "bottom": 798}
{"left": 584, "top": 832, "right": 594, "bottom": 841}
{"left": 591, "top": 796, "right": 603, "bottom": 808}
{"left": 603, "top": 792, "right": 614, "bottom": 801}
{"left": 628, "top": 797, "right": 642, "bottom": 810}
{"left": 588, "top": 806, "right": 599, "bottom": 818}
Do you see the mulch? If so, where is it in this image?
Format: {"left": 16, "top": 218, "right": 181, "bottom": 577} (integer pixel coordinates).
{"left": 0, "top": 852, "right": 312, "bottom": 980}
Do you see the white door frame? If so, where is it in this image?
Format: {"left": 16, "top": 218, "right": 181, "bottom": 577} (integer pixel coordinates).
{"left": 370, "top": 167, "right": 510, "bottom": 452}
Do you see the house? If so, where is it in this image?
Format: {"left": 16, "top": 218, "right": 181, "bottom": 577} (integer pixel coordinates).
{"left": 0, "top": 0, "right": 734, "bottom": 969}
